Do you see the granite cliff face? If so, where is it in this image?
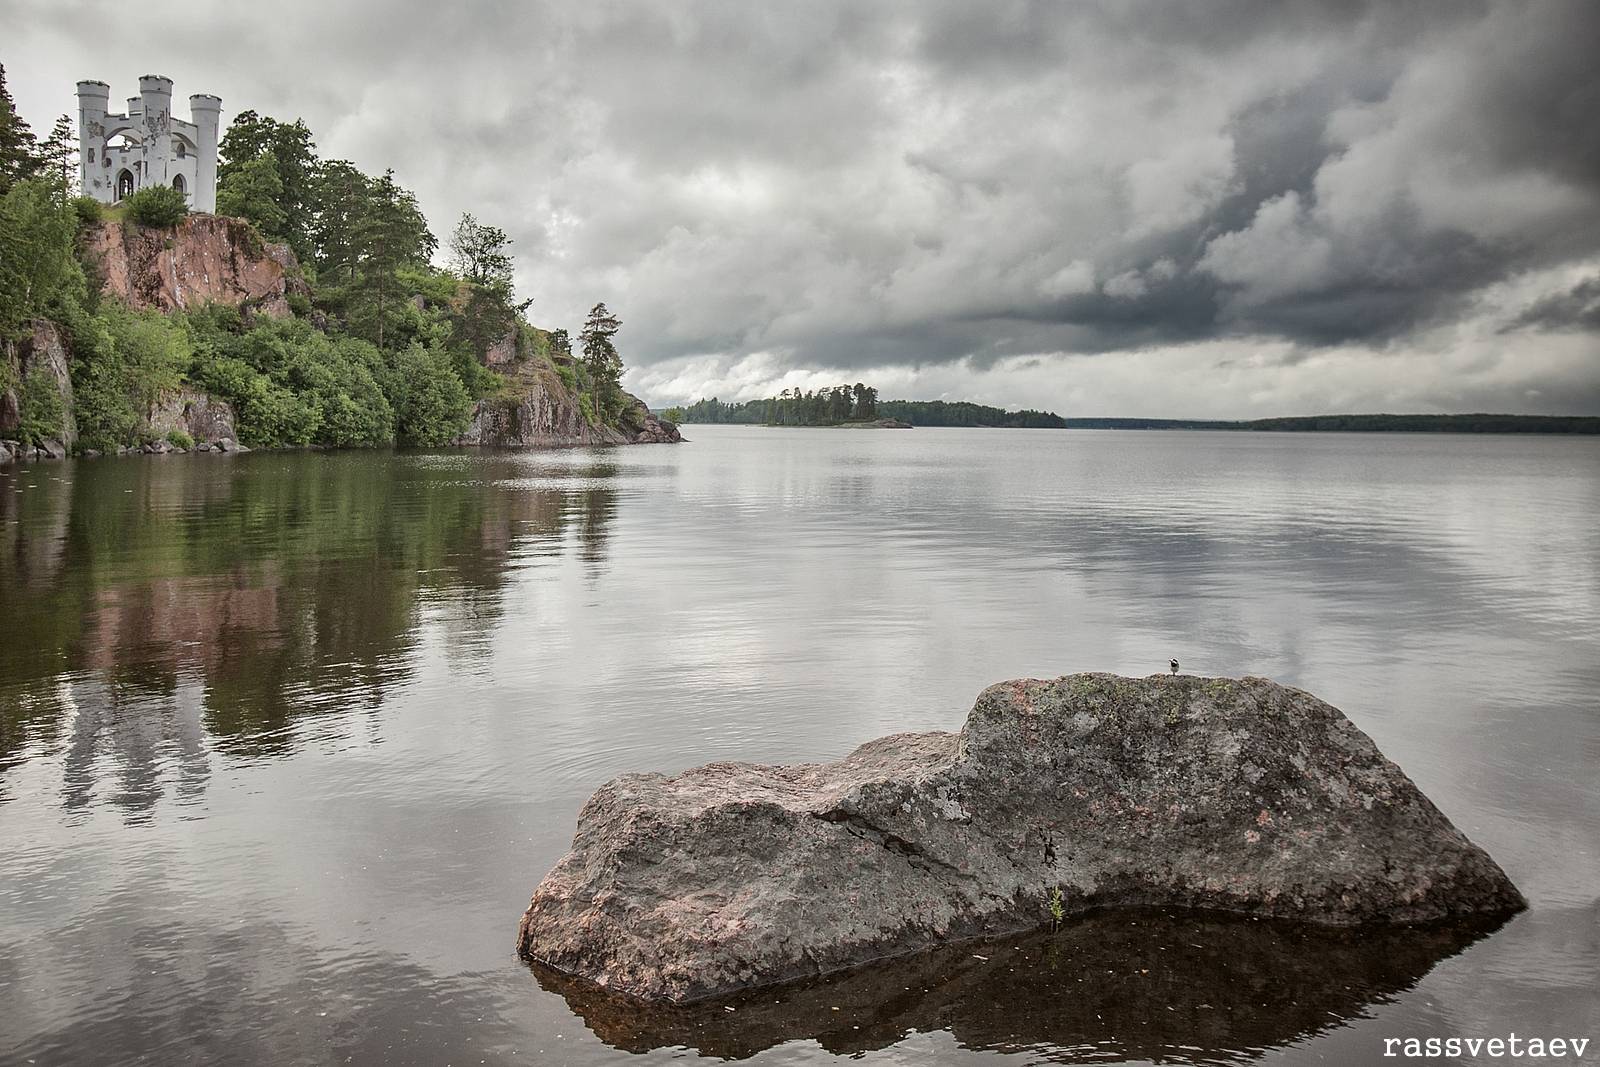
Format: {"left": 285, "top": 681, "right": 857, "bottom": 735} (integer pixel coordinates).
{"left": 1, "top": 320, "right": 76, "bottom": 461}
{"left": 85, "top": 214, "right": 308, "bottom": 318}
{"left": 457, "top": 361, "right": 682, "bottom": 448}
{"left": 518, "top": 673, "right": 1524, "bottom": 1004}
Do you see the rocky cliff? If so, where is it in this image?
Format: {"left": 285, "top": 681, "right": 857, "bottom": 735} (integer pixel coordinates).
{"left": 518, "top": 673, "right": 1524, "bottom": 1004}
{"left": 457, "top": 360, "right": 682, "bottom": 448}
{"left": 84, "top": 214, "right": 308, "bottom": 318}
{"left": 1, "top": 320, "right": 76, "bottom": 461}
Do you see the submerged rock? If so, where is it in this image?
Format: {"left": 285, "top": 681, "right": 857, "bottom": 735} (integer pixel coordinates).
{"left": 518, "top": 673, "right": 1524, "bottom": 1004}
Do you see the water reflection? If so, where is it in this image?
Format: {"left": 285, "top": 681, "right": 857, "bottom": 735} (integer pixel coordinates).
{"left": 0, "top": 453, "right": 616, "bottom": 807}
{"left": 538, "top": 908, "right": 1508, "bottom": 1063}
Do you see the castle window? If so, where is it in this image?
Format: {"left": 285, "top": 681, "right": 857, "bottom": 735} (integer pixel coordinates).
{"left": 173, "top": 174, "right": 187, "bottom": 197}
{"left": 176, "top": 141, "right": 186, "bottom": 158}
{"left": 87, "top": 148, "right": 95, "bottom": 162}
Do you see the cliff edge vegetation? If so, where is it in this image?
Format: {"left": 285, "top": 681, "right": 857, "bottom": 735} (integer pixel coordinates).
{"left": 0, "top": 67, "right": 677, "bottom": 457}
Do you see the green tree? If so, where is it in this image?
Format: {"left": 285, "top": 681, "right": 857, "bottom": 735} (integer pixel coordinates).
{"left": 578, "top": 302, "right": 623, "bottom": 423}
{"left": 0, "top": 179, "right": 80, "bottom": 338}
{"left": 216, "top": 152, "right": 287, "bottom": 238}
{"left": 17, "top": 364, "right": 65, "bottom": 446}
{"left": 448, "top": 212, "right": 516, "bottom": 286}
{"left": 0, "top": 63, "right": 39, "bottom": 194}
{"left": 37, "top": 114, "right": 76, "bottom": 192}
{"left": 124, "top": 184, "right": 189, "bottom": 227}
{"left": 309, "top": 159, "right": 371, "bottom": 285}
{"left": 394, "top": 343, "right": 471, "bottom": 445}
{"left": 445, "top": 212, "right": 531, "bottom": 366}
{"left": 217, "top": 111, "right": 318, "bottom": 260}
{"left": 348, "top": 169, "right": 436, "bottom": 350}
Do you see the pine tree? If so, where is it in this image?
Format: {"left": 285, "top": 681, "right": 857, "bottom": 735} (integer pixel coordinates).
{"left": 0, "top": 63, "right": 40, "bottom": 194}
{"left": 578, "top": 302, "right": 623, "bottom": 423}
{"left": 37, "top": 115, "right": 77, "bottom": 192}
{"left": 349, "top": 168, "right": 435, "bottom": 350}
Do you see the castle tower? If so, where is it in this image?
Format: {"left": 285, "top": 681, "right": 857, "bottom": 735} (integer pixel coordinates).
{"left": 75, "top": 76, "right": 220, "bottom": 212}
{"left": 188, "top": 95, "right": 221, "bottom": 213}
{"left": 75, "top": 81, "right": 110, "bottom": 196}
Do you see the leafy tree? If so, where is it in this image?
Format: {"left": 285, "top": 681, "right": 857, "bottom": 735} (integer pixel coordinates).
{"left": 394, "top": 343, "right": 471, "bottom": 445}
{"left": 124, "top": 184, "right": 189, "bottom": 227}
{"left": 17, "top": 364, "right": 65, "bottom": 445}
{"left": 37, "top": 114, "right": 77, "bottom": 192}
{"left": 216, "top": 152, "right": 287, "bottom": 238}
{"left": 0, "top": 63, "right": 39, "bottom": 194}
{"left": 348, "top": 169, "right": 435, "bottom": 350}
{"left": 449, "top": 212, "right": 515, "bottom": 286}
{"left": 309, "top": 159, "right": 371, "bottom": 285}
{"left": 0, "top": 179, "right": 80, "bottom": 338}
{"left": 578, "top": 302, "right": 623, "bottom": 422}
{"left": 217, "top": 111, "right": 318, "bottom": 260}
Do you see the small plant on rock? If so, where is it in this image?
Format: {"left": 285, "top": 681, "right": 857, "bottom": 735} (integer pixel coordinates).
{"left": 1047, "top": 886, "right": 1065, "bottom": 930}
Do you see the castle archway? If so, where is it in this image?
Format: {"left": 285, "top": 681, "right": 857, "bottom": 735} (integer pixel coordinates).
{"left": 172, "top": 173, "right": 186, "bottom": 198}
{"left": 116, "top": 169, "right": 135, "bottom": 200}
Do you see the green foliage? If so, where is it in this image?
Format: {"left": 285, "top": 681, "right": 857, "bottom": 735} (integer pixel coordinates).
{"left": 17, "top": 364, "right": 65, "bottom": 445}
{"left": 165, "top": 429, "right": 194, "bottom": 450}
{"left": 877, "top": 399, "right": 1066, "bottom": 428}
{"left": 0, "top": 178, "right": 82, "bottom": 338}
{"left": 216, "top": 152, "right": 287, "bottom": 238}
{"left": 676, "top": 384, "right": 880, "bottom": 426}
{"left": 124, "top": 185, "right": 189, "bottom": 228}
{"left": 578, "top": 302, "right": 623, "bottom": 423}
{"left": 393, "top": 343, "right": 471, "bottom": 446}
{"left": 63, "top": 301, "right": 189, "bottom": 452}
{"left": 1047, "top": 886, "right": 1065, "bottom": 928}
{"left": 72, "top": 195, "right": 102, "bottom": 225}
{"left": 659, "top": 406, "right": 686, "bottom": 422}
{"left": 449, "top": 212, "right": 515, "bottom": 287}
{"left": 0, "top": 63, "right": 40, "bottom": 195}
{"left": 345, "top": 169, "right": 437, "bottom": 350}
{"left": 218, "top": 112, "right": 318, "bottom": 261}
{"left": 37, "top": 114, "right": 77, "bottom": 191}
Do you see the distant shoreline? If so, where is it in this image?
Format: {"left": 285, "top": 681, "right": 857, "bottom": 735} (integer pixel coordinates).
{"left": 1060, "top": 415, "right": 1599, "bottom": 434}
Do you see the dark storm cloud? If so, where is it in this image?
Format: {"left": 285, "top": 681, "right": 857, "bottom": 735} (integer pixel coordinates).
{"left": 1507, "top": 277, "right": 1600, "bottom": 333}
{"left": 3, "top": 0, "right": 1597, "bottom": 412}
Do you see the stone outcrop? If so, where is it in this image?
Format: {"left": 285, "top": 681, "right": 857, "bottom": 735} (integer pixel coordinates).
{"left": 518, "top": 673, "right": 1524, "bottom": 1004}
{"left": 145, "top": 387, "right": 237, "bottom": 444}
{"left": 84, "top": 214, "right": 308, "bottom": 318}
{"left": 456, "top": 364, "right": 682, "bottom": 448}
{"left": 1, "top": 319, "right": 76, "bottom": 457}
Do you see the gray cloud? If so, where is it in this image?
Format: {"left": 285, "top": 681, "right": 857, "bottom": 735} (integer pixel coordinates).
{"left": 3, "top": 0, "right": 1597, "bottom": 413}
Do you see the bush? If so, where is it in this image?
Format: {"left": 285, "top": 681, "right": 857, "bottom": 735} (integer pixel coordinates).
{"left": 165, "top": 429, "right": 194, "bottom": 450}
{"left": 18, "top": 365, "right": 65, "bottom": 446}
{"left": 71, "top": 196, "right": 103, "bottom": 226}
{"left": 124, "top": 185, "right": 189, "bottom": 228}
{"left": 394, "top": 343, "right": 471, "bottom": 446}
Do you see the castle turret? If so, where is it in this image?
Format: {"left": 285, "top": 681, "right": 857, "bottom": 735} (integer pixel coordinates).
{"left": 75, "top": 81, "right": 110, "bottom": 194}
{"left": 139, "top": 75, "right": 174, "bottom": 189}
{"left": 188, "top": 94, "right": 222, "bottom": 213}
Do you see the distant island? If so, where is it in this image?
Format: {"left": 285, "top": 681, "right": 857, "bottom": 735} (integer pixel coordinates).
{"left": 664, "top": 388, "right": 1067, "bottom": 428}
{"left": 1067, "top": 414, "right": 1600, "bottom": 434}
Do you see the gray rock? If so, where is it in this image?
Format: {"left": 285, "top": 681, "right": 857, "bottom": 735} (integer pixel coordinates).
{"left": 38, "top": 438, "right": 66, "bottom": 459}
{"left": 518, "top": 673, "right": 1525, "bottom": 1004}
{"left": 216, "top": 437, "right": 236, "bottom": 452}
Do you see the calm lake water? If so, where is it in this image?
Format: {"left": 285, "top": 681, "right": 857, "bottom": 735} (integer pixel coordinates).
{"left": 1, "top": 426, "right": 1596, "bottom": 1066}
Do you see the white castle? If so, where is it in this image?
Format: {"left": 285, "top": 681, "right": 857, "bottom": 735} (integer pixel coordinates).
{"left": 76, "top": 76, "right": 220, "bottom": 212}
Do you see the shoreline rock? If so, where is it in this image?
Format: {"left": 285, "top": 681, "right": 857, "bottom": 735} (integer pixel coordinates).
{"left": 517, "top": 673, "right": 1525, "bottom": 1004}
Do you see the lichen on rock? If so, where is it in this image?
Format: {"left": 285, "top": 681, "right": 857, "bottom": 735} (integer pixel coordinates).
{"left": 517, "top": 673, "right": 1525, "bottom": 1004}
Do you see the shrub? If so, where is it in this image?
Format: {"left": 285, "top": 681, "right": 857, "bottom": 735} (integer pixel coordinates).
{"left": 394, "top": 343, "right": 471, "bottom": 446}
{"left": 18, "top": 365, "right": 65, "bottom": 446}
{"left": 165, "top": 429, "right": 194, "bottom": 450}
{"left": 71, "top": 195, "right": 103, "bottom": 226}
{"left": 124, "top": 185, "right": 189, "bottom": 228}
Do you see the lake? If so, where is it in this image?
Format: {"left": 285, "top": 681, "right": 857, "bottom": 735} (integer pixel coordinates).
{"left": 1, "top": 426, "right": 1596, "bottom": 1065}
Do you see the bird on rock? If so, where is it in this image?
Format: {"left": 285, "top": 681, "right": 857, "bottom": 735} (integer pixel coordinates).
{"left": 1170, "top": 658, "right": 1180, "bottom": 675}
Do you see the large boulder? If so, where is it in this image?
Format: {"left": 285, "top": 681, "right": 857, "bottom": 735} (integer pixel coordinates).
{"left": 145, "top": 387, "right": 237, "bottom": 445}
{"left": 518, "top": 673, "right": 1524, "bottom": 1004}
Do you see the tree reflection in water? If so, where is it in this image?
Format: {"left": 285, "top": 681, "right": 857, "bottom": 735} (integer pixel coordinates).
{"left": 0, "top": 452, "right": 617, "bottom": 811}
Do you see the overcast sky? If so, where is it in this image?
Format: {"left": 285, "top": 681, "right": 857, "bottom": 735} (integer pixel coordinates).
{"left": 5, "top": 0, "right": 1598, "bottom": 416}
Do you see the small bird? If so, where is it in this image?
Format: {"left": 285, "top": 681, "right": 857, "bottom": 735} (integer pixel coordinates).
{"left": 1170, "top": 658, "right": 1180, "bottom": 675}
